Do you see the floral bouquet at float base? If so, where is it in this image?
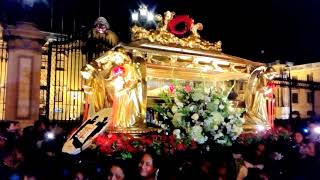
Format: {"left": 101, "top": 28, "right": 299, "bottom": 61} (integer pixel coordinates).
{"left": 154, "top": 82, "right": 245, "bottom": 146}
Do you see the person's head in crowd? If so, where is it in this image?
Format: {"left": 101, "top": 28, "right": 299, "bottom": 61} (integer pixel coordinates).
{"left": 0, "top": 132, "right": 7, "bottom": 149}
{"left": 23, "top": 175, "right": 36, "bottom": 180}
{"left": 4, "top": 120, "right": 21, "bottom": 135}
{"left": 22, "top": 165, "right": 38, "bottom": 180}
{"left": 73, "top": 170, "right": 87, "bottom": 180}
{"left": 306, "top": 141, "right": 320, "bottom": 157}
{"left": 293, "top": 131, "right": 304, "bottom": 145}
{"left": 216, "top": 161, "right": 228, "bottom": 180}
{"left": 138, "top": 151, "right": 161, "bottom": 180}
{"left": 14, "top": 144, "right": 24, "bottom": 163}
{"left": 107, "top": 160, "right": 128, "bottom": 180}
{"left": 48, "top": 121, "right": 64, "bottom": 137}
{"left": 244, "top": 169, "right": 268, "bottom": 180}
{"left": 1, "top": 146, "right": 15, "bottom": 167}
{"left": 34, "top": 119, "right": 48, "bottom": 133}
{"left": 6, "top": 120, "right": 20, "bottom": 132}
{"left": 199, "top": 158, "right": 213, "bottom": 175}
{"left": 242, "top": 142, "right": 266, "bottom": 165}
{"left": 255, "top": 143, "right": 266, "bottom": 158}
{"left": 1, "top": 144, "right": 24, "bottom": 170}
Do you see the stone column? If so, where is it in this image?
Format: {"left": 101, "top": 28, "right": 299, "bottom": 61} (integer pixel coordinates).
{"left": 5, "top": 22, "right": 45, "bottom": 127}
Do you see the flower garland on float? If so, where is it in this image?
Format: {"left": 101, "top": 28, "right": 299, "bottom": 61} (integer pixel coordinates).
{"left": 153, "top": 83, "right": 244, "bottom": 146}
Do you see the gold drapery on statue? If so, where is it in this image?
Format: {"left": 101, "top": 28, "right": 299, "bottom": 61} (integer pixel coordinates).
{"left": 243, "top": 66, "right": 277, "bottom": 131}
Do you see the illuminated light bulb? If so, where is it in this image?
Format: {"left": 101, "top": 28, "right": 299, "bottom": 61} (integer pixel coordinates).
{"left": 139, "top": 5, "right": 148, "bottom": 17}
{"left": 131, "top": 11, "right": 139, "bottom": 21}
{"left": 147, "top": 12, "right": 154, "bottom": 21}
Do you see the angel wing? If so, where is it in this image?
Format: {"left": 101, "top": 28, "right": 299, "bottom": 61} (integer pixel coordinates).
{"left": 244, "top": 66, "right": 266, "bottom": 109}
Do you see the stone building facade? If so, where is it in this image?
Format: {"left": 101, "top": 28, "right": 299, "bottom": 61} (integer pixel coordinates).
{"left": 274, "top": 62, "right": 320, "bottom": 119}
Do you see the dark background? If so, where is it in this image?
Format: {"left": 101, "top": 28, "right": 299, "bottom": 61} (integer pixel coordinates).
{"left": 1, "top": 0, "right": 320, "bottom": 65}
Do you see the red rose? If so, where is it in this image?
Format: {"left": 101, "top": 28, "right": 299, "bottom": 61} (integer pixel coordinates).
{"left": 116, "top": 139, "right": 125, "bottom": 150}
{"left": 141, "top": 138, "right": 153, "bottom": 145}
{"left": 184, "top": 85, "right": 192, "bottom": 93}
{"left": 169, "top": 84, "right": 175, "bottom": 94}
{"left": 126, "top": 144, "right": 137, "bottom": 153}
{"left": 176, "top": 143, "right": 186, "bottom": 151}
{"left": 169, "top": 135, "right": 176, "bottom": 145}
{"left": 95, "top": 135, "right": 106, "bottom": 145}
{"left": 107, "top": 133, "right": 117, "bottom": 141}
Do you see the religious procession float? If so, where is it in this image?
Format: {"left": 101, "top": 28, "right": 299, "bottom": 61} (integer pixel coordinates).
{"left": 62, "top": 10, "right": 277, "bottom": 158}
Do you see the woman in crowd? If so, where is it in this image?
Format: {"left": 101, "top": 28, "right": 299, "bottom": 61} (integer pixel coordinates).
{"left": 107, "top": 160, "right": 128, "bottom": 180}
{"left": 236, "top": 143, "right": 267, "bottom": 180}
{"left": 300, "top": 141, "right": 320, "bottom": 180}
{"left": 138, "top": 151, "right": 161, "bottom": 180}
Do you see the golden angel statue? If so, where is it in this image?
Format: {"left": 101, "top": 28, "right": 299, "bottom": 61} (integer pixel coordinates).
{"left": 105, "top": 48, "right": 144, "bottom": 129}
{"left": 243, "top": 66, "right": 277, "bottom": 131}
{"left": 81, "top": 47, "right": 145, "bottom": 129}
{"left": 63, "top": 48, "right": 145, "bottom": 155}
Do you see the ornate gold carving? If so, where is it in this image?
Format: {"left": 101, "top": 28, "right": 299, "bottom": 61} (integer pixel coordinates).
{"left": 131, "top": 11, "right": 222, "bottom": 52}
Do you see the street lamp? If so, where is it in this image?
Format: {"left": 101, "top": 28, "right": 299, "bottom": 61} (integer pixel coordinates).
{"left": 131, "top": 4, "right": 155, "bottom": 27}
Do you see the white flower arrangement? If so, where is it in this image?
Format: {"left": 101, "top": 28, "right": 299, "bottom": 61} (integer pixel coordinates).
{"left": 155, "top": 83, "right": 244, "bottom": 146}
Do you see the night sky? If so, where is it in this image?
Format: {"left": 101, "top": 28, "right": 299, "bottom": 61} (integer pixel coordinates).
{"left": 2, "top": 0, "right": 320, "bottom": 65}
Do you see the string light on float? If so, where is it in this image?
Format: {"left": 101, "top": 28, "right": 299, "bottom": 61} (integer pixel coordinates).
{"left": 139, "top": 4, "right": 148, "bottom": 17}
